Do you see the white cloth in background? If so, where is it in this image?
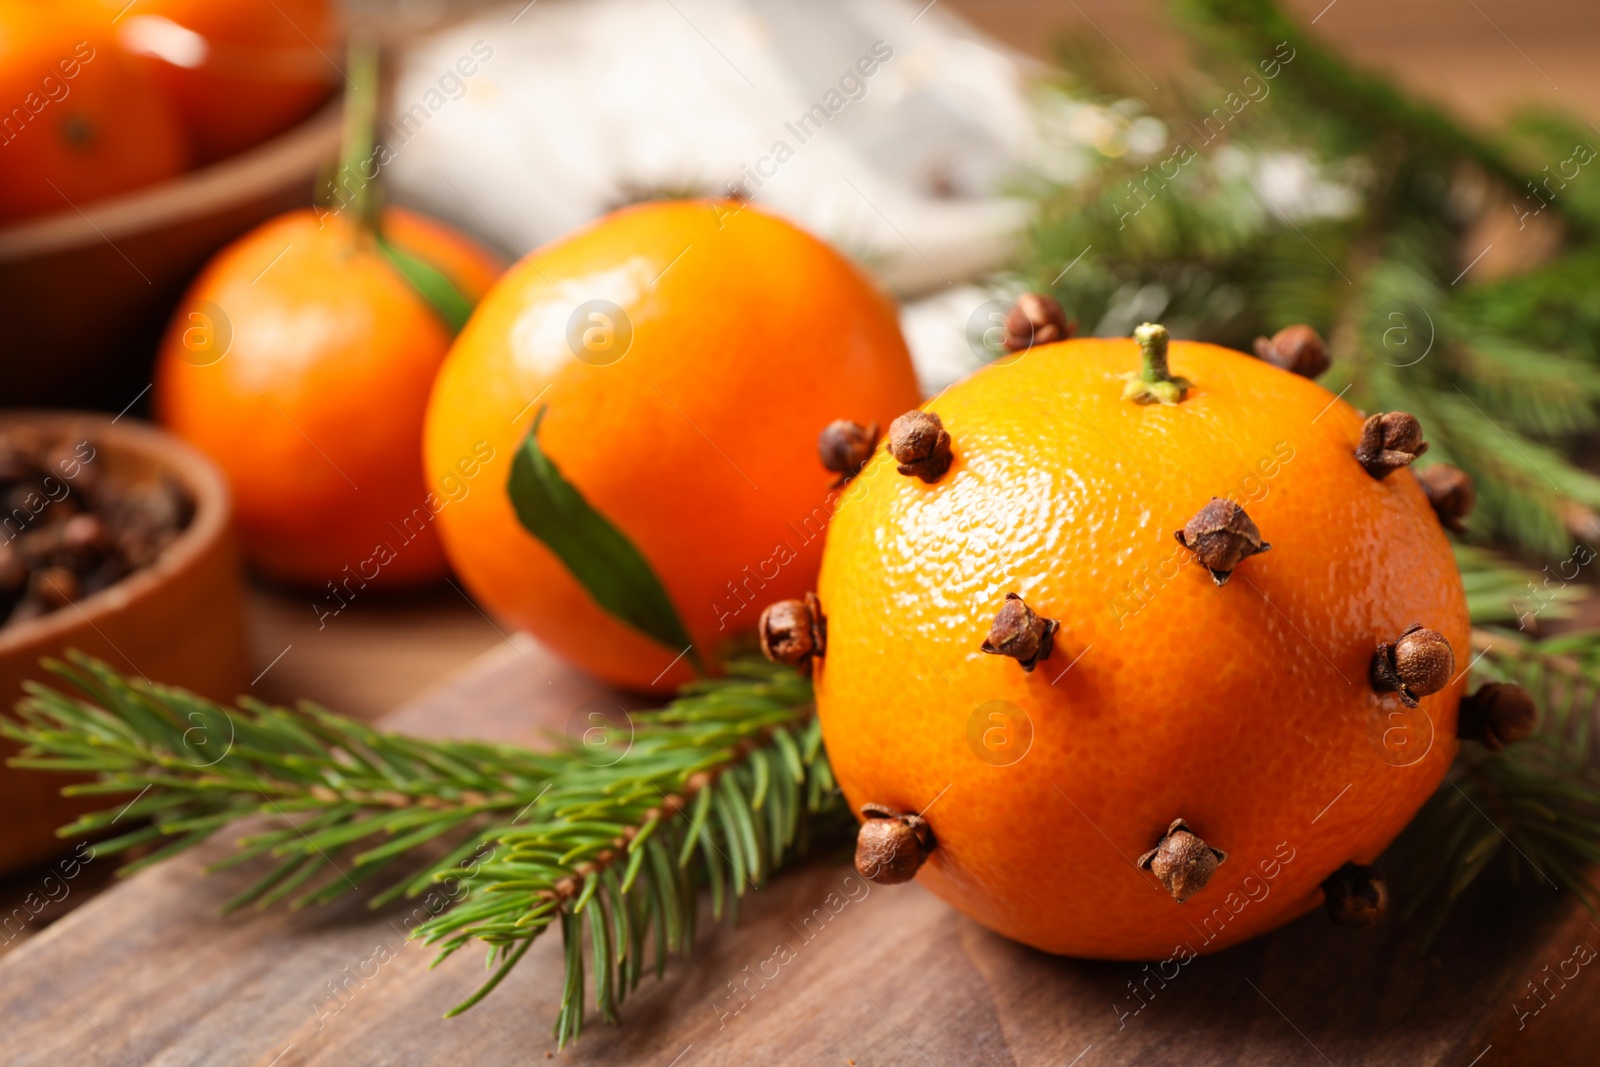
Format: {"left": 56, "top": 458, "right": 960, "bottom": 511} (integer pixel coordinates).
{"left": 385, "top": 0, "right": 1037, "bottom": 306}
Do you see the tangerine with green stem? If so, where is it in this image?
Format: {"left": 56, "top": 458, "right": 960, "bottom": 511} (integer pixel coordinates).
{"left": 153, "top": 207, "right": 503, "bottom": 586}
{"left": 809, "top": 323, "right": 1470, "bottom": 959}
{"left": 153, "top": 43, "right": 502, "bottom": 588}
{"left": 424, "top": 199, "right": 922, "bottom": 692}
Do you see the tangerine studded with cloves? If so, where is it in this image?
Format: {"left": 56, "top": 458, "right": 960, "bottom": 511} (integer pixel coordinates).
{"left": 811, "top": 325, "right": 1468, "bottom": 960}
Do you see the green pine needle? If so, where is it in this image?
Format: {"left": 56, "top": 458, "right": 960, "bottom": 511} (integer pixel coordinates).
{"left": 1400, "top": 630, "right": 1600, "bottom": 944}
{"left": 1452, "top": 541, "right": 1584, "bottom": 630}
{"left": 1017, "top": 0, "right": 1600, "bottom": 557}
{"left": 4, "top": 652, "right": 838, "bottom": 1046}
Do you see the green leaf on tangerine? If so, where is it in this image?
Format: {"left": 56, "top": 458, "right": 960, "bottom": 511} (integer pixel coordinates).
{"left": 508, "top": 407, "right": 702, "bottom": 673}
{"left": 376, "top": 234, "right": 475, "bottom": 335}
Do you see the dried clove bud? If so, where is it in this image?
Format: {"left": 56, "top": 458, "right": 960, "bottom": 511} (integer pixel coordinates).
{"left": 817, "top": 420, "right": 880, "bottom": 486}
{"left": 45, "top": 440, "right": 98, "bottom": 492}
{"left": 1138, "top": 818, "right": 1225, "bottom": 902}
{"left": 1174, "top": 497, "right": 1271, "bottom": 586}
{"left": 1355, "top": 412, "right": 1428, "bottom": 479}
{"left": 1252, "top": 324, "right": 1330, "bottom": 379}
{"left": 1322, "top": 862, "right": 1388, "bottom": 927}
{"left": 1457, "top": 682, "right": 1537, "bottom": 751}
{"left": 1370, "top": 623, "right": 1455, "bottom": 707}
{"left": 0, "top": 425, "right": 45, "bottom": 483}
{"left": 0, "top": 445, "right": 34, "bottom": 484}
{"left": 1003, "top": 292, "right": 1075, "bottom": 352}
{"left": 1415, "top": 464, "right": 1475, "bottom": 533}
{"left": 980, "top": 592, "right": 1058, "bottom": 671}
{"left": 0, "top": 542, "right": 27, "bottom": 594}
{"left": 758, "top": 592, "right": 827, "bottom": 676}
{"left": 60, "top": 513, "right": 107, "bottom": 550}
{"left": 30, "top": 565, "right": 81, "bottom": 609}
{"left": 854, "top": 803, "right": 934, "bottom": 884}
{"left": 887, "top": 410, "right": 953, "bottom": 483}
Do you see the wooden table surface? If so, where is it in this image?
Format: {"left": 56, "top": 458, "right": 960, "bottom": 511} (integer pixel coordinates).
{"left": 3, "top": 638, "right": 1598, "bottom": 1065}
{"left": 242, "top": 581, "right": 503, "bottom": 724}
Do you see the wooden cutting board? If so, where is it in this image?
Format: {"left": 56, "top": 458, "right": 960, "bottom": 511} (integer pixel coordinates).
{"left": 2, "top": 637, "right": 1596, "bottom": 1066}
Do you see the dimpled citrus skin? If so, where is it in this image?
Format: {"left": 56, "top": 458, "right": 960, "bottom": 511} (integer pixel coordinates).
{"left": 815, "top": 338, "right": 1468, "bottom": 960}
{"left": 425, "top": 200, "right": 921, "bottom": 692}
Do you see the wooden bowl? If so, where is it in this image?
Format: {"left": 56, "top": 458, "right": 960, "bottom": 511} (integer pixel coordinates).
{"left": 0, "top": 412, "right": 249, "bottom": 875}
{"left": 0, "top": 106, "right": 341, "bottom": 413}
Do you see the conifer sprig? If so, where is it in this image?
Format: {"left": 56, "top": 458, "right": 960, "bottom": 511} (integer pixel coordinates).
{"left": 414, "top": 667, "right": 838, "bottom": 1045}
{"left": 5, "top": 653, "right": 570, "bottom": 910}
{"left": 1020, "top": 0, "right": 1600, "bottom": 557}
{"left": 1400, "top": 628, "right": 1600, "bottom": 943}
{"left": 1452, "top": 541, "right": 1583, "bottom": 630}
{"left": 3, "top": 654, "right": 837, "bottom": 1044}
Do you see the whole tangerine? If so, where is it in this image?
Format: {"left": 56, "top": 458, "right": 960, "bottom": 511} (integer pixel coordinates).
{"left": 0, "top": 2, "right": 187, "bottom": 224}
{"left": 97, "top": 0, "right": 340, "bottom": 163}
{"left": 809, "top": 322, "right": 1468, "bottom": 959}
{"left": 154, "top": 206, "right": 503, "bottom": 588}
{"left": 424, "top": 199, "right": 921, "bottom": 692}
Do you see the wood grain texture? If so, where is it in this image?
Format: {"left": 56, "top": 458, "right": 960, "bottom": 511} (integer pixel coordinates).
{"left": 1, "top": 638, "right": 1596, "bottom": 1066}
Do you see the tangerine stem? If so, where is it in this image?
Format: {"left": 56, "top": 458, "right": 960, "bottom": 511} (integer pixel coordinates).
{"left": 338, "top": 39, "right": 382, "bottom": 234}
{"left": 1123, "top": 322, "right": 1192, "bottom": 405}
{"left": 1134, "top": 322, "right": 1172, "bottom": 383}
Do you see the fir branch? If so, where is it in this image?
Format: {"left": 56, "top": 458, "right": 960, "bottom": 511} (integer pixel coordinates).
{"left": 1400, "top": 628, "right": 1600, "bottom": 943}
{"left": 1453, "top": 541, "right": 1584, "bottom": 630}
{"left": 4, "top": 654, "right": 570, "bottom": 904}
{"left": 1173, "top": 0, "right": 1534, "bottom": 193}
{"left": 415, "top": 668, "right": 840, "bottom": 1045}
{"left": 3, "top": 653, "right": 838, "bottom": 1044}
{"left": 1019, "top": 0, "right": 1600, "bottom": 556}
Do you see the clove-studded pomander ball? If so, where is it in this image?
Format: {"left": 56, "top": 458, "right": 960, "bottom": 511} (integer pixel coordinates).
{"left": 811, "top": 326, "right": 1468, "bottom": 959}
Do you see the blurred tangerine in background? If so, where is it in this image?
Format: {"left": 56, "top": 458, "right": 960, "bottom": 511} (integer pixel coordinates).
{"left": 0, "top": 0, "right": 341, "bottom": 227}
{"left": 154, "top": 205, "right": 503, "bottom": 589}
{"left": 100, "top": 0, "right": 340, "bottom": 164}
{"left": 0, "top": 0, "right": 187, "bottom": 224}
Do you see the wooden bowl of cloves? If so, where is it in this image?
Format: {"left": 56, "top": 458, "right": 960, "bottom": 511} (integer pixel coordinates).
{"left": 0, "top": 411, "right": 248, "bottom": 875}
